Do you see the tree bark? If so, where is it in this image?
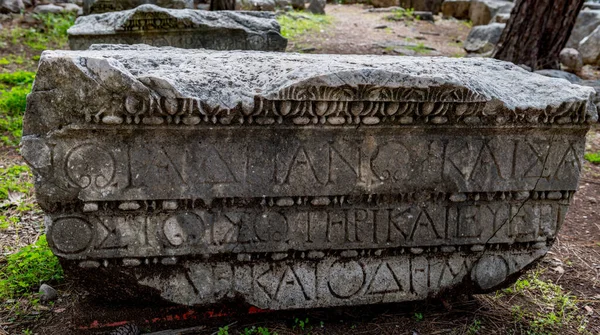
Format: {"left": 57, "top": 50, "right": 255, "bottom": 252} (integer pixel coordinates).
{"left": 493, "top": 0, "right": 584, "bottom": 70}
{"left": 210, "top": 0, "right": 235, "bottom": 10}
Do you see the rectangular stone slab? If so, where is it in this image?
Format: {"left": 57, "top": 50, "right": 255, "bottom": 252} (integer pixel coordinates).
{"left": 22, "top": 45, "right": 597, "bottom": 309}
{"left": 68, "top": 5, "right": 287, "bottom": 51}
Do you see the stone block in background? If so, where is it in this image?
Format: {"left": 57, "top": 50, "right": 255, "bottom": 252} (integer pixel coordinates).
{"left": 399, "top": 0, "right": 443, "bottom": 14}
{"left": 464, "top": 22, "right": 504, "bottom": 54}
{"left": 567, "top": 10, "right": 600, "bottom": 50}
{"left": 83, "top": 0, "right": 193, "bottom": 14}
{"left": 0, "top": 0, "right": 24, "bottom": 13}
{"left": 469, "top": 0, "right": 513, "bottom": 26}
{"left": 67, "top": 5, "right": 287, "bottom": 51}
{"left": 22, "top": 45, "right": 596, "bottom": 309}
{"left": 442, "top": 0, "right": 471, "bottom": 20}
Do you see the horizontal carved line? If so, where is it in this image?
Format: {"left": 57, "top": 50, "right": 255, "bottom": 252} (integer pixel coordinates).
{"left": 75, "top": 241, "right": 551, "bottom": 269}
{"left": 49, "top": 190, "right": 574, "bottom": 213}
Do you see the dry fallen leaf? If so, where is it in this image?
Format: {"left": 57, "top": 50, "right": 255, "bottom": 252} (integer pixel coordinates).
{"left": 552, "top": 266, "right": 565, "bottom": 274}
{"left": 584, "top": 305, "right": 594, "bottom": 314}
{"left": 7, "top": 191, "right": 24, "bottom": 205}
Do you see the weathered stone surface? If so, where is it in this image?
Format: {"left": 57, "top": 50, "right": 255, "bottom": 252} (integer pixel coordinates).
{"left": 567, "top": 10, "right": 600, "bottom": 50}
{"left": 579, "top": 25, "right": 600, "bottom": 65}
{"left": 464, "top": 23, "right": 505, "bottom": 54}
{"left": 492, "top": 12, "right": 509, "bottom": 23}
{"left": 0, "top": 0, "right": 24, "bottom": 13}
{"left": 290, "top": 0, "right": 304, "bottom": 10}
{"left": 83, "top": 0, "right": 193, "bottom": 15}
{"left": 307, "top": 0, "right": 325, "bottom": 14}
{"left": 371, "top": 0, "right": 398, "bottom": 8}
{"left": 441, "top": 0, "right": 471, "bottom": 20}
{"left": 67, "top": 5, "right": 287, "bottom": 51}
{"left": 560, "top": 48, "right": 584, "bottom": 72}
{"left": 399, "top": 0, "right": 443, "bottom": 14}
{"left": 235, "top": 0, "right": 275, "bottom": 12}
{"left": 534, "top": 69, "right": 583, "bottom": 84}
{"left": 23, "top": 45, "right": 596, "bottom": 309}
{"left": 33, "top": 4, "right": 64, "bottom": 13}
{"left": 469, "top": 0, "right": 513, "bottom": 26}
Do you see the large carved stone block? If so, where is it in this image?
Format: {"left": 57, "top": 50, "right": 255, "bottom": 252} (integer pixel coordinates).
{"left": 22, "top": 45, "right": 597, "bottom": 309}
{"left": 68, "top": 5, "right": 287, "bottom": 51}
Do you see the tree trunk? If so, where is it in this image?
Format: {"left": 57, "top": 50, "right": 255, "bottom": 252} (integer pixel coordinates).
{"left": 210, "top": 0, "right": 235, "bottom": 10}
{"left": 493, "top": 0, "right": 584, "bottom": 70}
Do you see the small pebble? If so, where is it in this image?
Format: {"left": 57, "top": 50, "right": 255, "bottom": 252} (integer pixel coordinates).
{"left": 39, "top": 283, "right": 58, "bottom": 302}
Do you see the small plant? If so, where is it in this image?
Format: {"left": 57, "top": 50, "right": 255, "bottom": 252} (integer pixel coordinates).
{"left": 414, "top": 312, "right": 424, "bottom": 321}
{"left": 293, "top": 317, "right": 310, "bottom": 331}
{"left": 0, "top": 235, "right": 64, "bottom": 299}
{"left": 217, "top": 325, "right": 230, "bottom": 335}
{"left": 405, "top": 42, "right": 431, "bottom": 54}
{"left": 387, "top": 7, "right": 416, "bottom": 22}
{"left": 502, "top": 271, "right": 587, "bottom": 334}
{"left": 467, "top": 319, "right": 482, "bottom": 334}
{"left": 584, "top": 152, "right": 600, "bottom": 164}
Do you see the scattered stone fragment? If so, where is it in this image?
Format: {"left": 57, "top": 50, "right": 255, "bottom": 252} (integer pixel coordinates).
{"left": 581, "top": 80, "right": 600, "bottom": 105}
{"left": 39, "top": 284, "right": 58, "bottom": 302}
{"left": 23, "top": 45, "right": 597, "bottom": 309}
{"left": 237, "top": 0, "right": 275, "bottom": 11}
{"left": 366, "top": 6, "right": 403, "bottom": 12}
{"left": 399, "top": 0, "right": 443, "bottom": 14}
{"left": 441, "top": 0, "right": 471, "bottom": 20}
{"left": 371, "top": 0, "right": 398, "bottom": 8}
{"left": 560, "top": 48, "right": 584, "bottom": 72}
{"left": 492, "top": 12, "right": 510, "bottom": 23}
{"left": 83, "top": 0, "right": 193, "bottom": 15}
{"left": 290, "top": 0, "right": 304, "bottom": 9}
{"left": 67, "top": 5, "right": 287, "bottom": 51}
{"left": 464, "top": 22, "right": 505, "bottom": 54}
{"left": 579, "top": 26, "right": 600, "bottom": 65}
{"left": 0, "top": 0, "right": 24, "bottom": 13}
{"left": 534, "top": 69, "right": 583, "bottom": 84}
{"left": 469, "top": 0, "right": 513, "bottom": 26}
{"left": 307, "top": 0, "right": 325, "bottom": 14}
{"left": 567, "top": 10, "right": 600, "bottom": 50}
{"left": 413, "top": 11, "right": 434, "bottom": 22}
{"left": 583, "top": 2, "right": 600, "bottom": 11}
{"left": 34, "top": 4, "right": 64, "bottom": 13}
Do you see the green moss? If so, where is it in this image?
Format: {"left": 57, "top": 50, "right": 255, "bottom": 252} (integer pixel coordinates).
{"left": 277, "top": 12, "right": 331, "bottom": 40}
{"left": 0, "top": 236, "right": 63, "bottom": 299}
{"left": 584, "top": 152, "right": 600, "bottom": 164}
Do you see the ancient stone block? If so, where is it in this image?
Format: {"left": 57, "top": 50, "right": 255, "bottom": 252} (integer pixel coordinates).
{"left": 83, "top": 0, "right": 194, "bottom": 15}
{"left": 22, "top": 45, "right": 597, "bottom": 309}
{"left": 68, "top": 5, "right": 287, "bottom": 51}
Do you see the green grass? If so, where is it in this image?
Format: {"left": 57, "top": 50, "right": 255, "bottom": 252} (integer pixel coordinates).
{"left": 0, "top": 235, "right": 63, "bottom": 299}
{"left": 386, "top": 7, "right": 417, "bottom": 21}
{"left": 584, "top": 152, "right": 600, "bottom": 164}
{"left": 0, "top": 165, "right": 33, "bottom": 201}
{"left": 0, "top": 81, "right": 32, "bottom": 146}
{"left": 500, "top": 271, "right": 588, "bottom": 334}
{"left": 3, "top": 12, "right": 75, "bottom": 51}
{"left": 277, "top": 11, "right": 331, "bottom": 40}
{"left": 405, "top": 42, "right": 430, "bottom": 54}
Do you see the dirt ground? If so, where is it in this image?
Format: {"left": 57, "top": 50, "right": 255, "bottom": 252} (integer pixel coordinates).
{"left": 1, "top": 4, "right": 600, "bottom": 335}
{"left": 286, "top": 4, "right": 469, "bottom": 56}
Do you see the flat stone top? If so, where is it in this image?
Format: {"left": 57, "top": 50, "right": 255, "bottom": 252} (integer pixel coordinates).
{"left": 68, "top": 5, "right": 280, "bottom": 36}
{"left": 30, "top": 45, "right": 597, "bottom": 134}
